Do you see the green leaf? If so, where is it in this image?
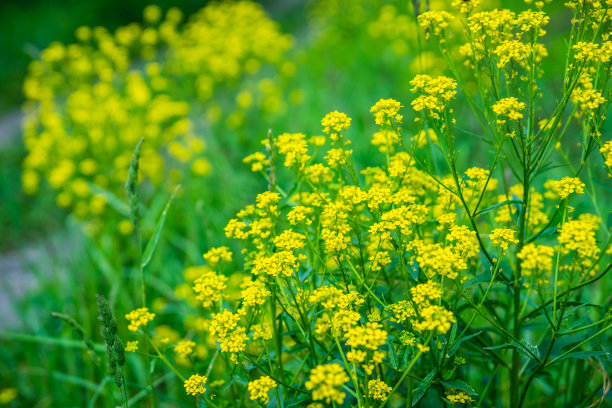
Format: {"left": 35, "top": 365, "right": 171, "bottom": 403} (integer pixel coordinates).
{"left": 412, "top": 369, "right": 436, "bottom": 407}
{"left": 485, "top": 340, "right": 539, "bottom": 359}
{"left": 87, "top": 182, "right": 129, "bottom": 217}
{"left": 554, "top": 350, "right": 608, "bottom": 363}
{"left": 440, "top": 379, "right": 477, "bottom": 395}
{"left": 474, "top": 200, "right": 522, "bottom": 217}
{"left": 448, "top": 331, "right": 482, "bottom": 357}
{"left": 141, "top": 186, "right": 180, "bottom": 268}
{"left": 388, "top": 343, "right": 399, "bottom": 369}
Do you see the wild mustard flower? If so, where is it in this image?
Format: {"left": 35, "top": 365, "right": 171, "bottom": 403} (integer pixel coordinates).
{"left": 517, "top": 244, "right": 554, "bottom": 277}
{"left": 248, "top": 376, "right": 277, "bottom": 404}
{"left": 370, "top": 98, "right": 403, "bottom": 126}
{"left": 490, "top": 228, "right": 519, "bottom": 252}
{"left": 192, "top": 270, "right": 227, "bottom": 308}
{"left": 125, "top": 307, "right": 155, "bottom": 332}
{"left": 184, "top": 374, "right": 207, "bottom": 396}
{"left": 493, "top": 97, "right": 525, "bottom": 124}
{"left": 305, "top": 364, "right": 349, "bottom": 404}
{"left": 368, "top": 379, "right": 392, "bottom": 401}
{"left": 175, "top": 340, "right": 196, "bottom": 359}
{"left": 447, "top": 390, "right": 474, "bottom": 404}
{"left": 544, "top": 177, "right": 585, "bottom": 199}
{"left": 125, "top": 341, "right": 139, "bottom": 352}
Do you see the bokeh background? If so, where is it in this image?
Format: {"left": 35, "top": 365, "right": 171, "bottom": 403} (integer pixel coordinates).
{"left": 1, "top": 0, "right": 607, "bottom": 406}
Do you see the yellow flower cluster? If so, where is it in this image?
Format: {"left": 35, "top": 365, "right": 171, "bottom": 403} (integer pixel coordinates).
{"left": 125, "top": 307, "right": 155, "bottom": 331}
{"left": 321, "top": 110, "right": 352, "bottom": 141}
{"left": 417, "top": 10, "right": 455, "bottom": 39}
{"left": 517, "top": 244, "right": 554, "bottom": 277}
{"left": 345, "top": 322, "right": 387, "bottom": 374}
{"left": 601, "top": 140, "right": 612, "bottom": 168}
{"left": 413, "top": 305, "right": 456, "bottom": 334}
{"left": 248, "top": 376, "right": 277, "bottom": 404}
{"left": 21, "top": 0, "right": 293, "bottom": 224}
{"left": 125, "top": 341, "right": 139, "bottom": 352}
{"left": 493, "top": 97, "right": 525, "bottom": 125}
{"left": 184, "top": 374, "right": 207, "bottom": 396}
{"left": 209, "top": 310, "right": 248, "bottom": 355}
{"left": 203, "top": 246, "right": 233, "bottom": 267}
{"left": 544, "top": 177, "right": 585, "bottom": 200}
{"left": 490, "top": 228, "right": 519, "bottom": 252}
{"left": 558, "top": 219, "right": 600, "bottom": 272}
{"left": 305, "top": 363, "right": 349, "bottom": 404}
{"left": 410, "top": 75, "right": 457, "bottom": 119}
{"left": 368, "top": 379, "right": 392, "bottom": 401}
{"left": 175, "top": 340, "right": 196, "bottom": 359}
{"left": 370, "top": 99, "right": 403, "bottom": 126}
{"left": 447, "top": 390, "right": 474, "bottom": 404}
{"left": 192, "top": 270, "right": 227, "bottom": 308}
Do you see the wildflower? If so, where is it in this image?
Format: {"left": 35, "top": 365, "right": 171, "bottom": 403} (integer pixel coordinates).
{"left": 184, "top": 374, "right": 207, "bottom": 396}
{"left": 417, "top": 11, "right": 455, "bottom": 38}
{"left": 251, "top": 251, "right": 302, "bottom": 277}
{"left": 544, "top": 177, "right": 585, "bottom": 199}
{"left": 493, "top": 97, "right": 525, "bottom": 124}
{"left": 451, "top": 0, "right": 480, "bottom": 14}
{"left": 414, "top": 243, "right": 467, "bottom": 280}
{"left": 192, "top": 270, "right": 227, "bottom": 308}
{"left": 345, "top": 322, "right": 387, "bottom": 350}
{"left": 273, "top": 230, "right": 306, "bottom": 250}
{"left": 332, "top": 309, "right": 361, "bottom": 335}
{"left": 490, "top": 228, "right": 519, "bottom": 251}
{"left": 305, "top": 363, "right": 350, "bottom": 404}
{"left": 287, "top": 205, "right": 314, "bottom": 226}
{"left": 371, "top": 130, "right": 400, "bottom": 153}
{"left": 517, "top": 243, "right": 554, "bottom": 276}
{"left": 447, "top": 390, "right": 474, "bottom": 404}
{"left": 240, "top": 277, "right": 270, "bottom": 308}
{"left": 410, "top": 281, "right": 442, "bottom": 305}
{"left": 368, "top": 379, "right": 392, "bottom": 401}
{"left": 413, "top": 305, "right": 456, "bottom": 334}
{"left": 125, "top": 308, "right": 155, "bottom": 332}
{"left": 572, "top": 41, "right": 599, "bottom": 61}
{"left": 248, "top": 376, "right": 277, "bottom": 404}
{"left": 558, "top": 220, "right": 600, "bottom": 266}
{"left": 321, "top": 111, "right": 352, "bottom": 140}
{"left": 305, "top": 163, "right": 333, "bottom": 184}
{"left": 175, "top": 340, "right": 196, "bottom": 359}
{"left": 494, "top": 40, "right": 531, "bottom": 68}
{"left": 125, "top": 341, "right": 139, "bottom": 352}
{"left": 601, "top": 140, "right": 612, "bottom": 167}
{"left": 276, "top": 133, "right": 310, "bottom": 169}
{"left": 370, "top": 99, "right": 403, "bottom": 126}
{"left": 410, "top": 75, "right": 457, "bottom": 119}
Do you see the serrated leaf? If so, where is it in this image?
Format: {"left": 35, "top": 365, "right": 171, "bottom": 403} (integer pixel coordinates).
{"left": 485, "top": 340, "right": 539, "bottom": 359}
{"left": 412, "top": 369, "right": 436, "bottom": 407}
{"left": 141, "top": 186, "right": 180, "bottom": 268}
{"left": 448, "top": 331, "right": 482, "bottom": 357}
{"left": 474, "top": 200, "right": 522, "bottom": 217}
{"left": 440, "top": 379, "right": 477, "bottom": 395}
{"left": 554, "top": 350, "right": 608, "bottom": 363}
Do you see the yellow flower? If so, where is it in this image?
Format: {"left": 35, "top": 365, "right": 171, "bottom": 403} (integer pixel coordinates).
{"left": 125, "top": 308, "right": 155, "bottom": 332}
{"left": 184, "top": 374, "right": 207, "bottom": 396}
{"left": 175, "top": 340, "right": 196, "bottom": 359}
{"left": 368, "top": 379, "right": 392, "bottom": 401}
{"left": 125, "top": 341, "right": 139, "bottom": 352}
{"left": 248, "top": 376, "right": 277, "bottom": 404}
{"left": 305, "top": 364, "right": 349, "bottom": 404}
{"left": 370, "top": 98, "right": 403, "bottom": 126}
